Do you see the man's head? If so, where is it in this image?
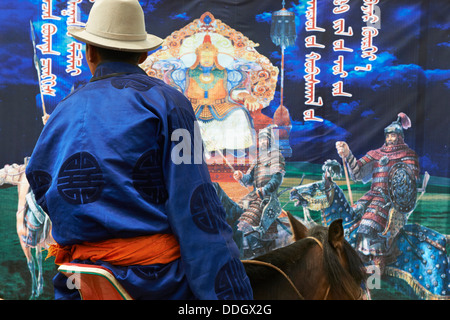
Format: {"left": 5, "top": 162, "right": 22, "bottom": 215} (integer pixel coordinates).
{"left": 384, "top": 112, "right": 411, "bottom": 146}
{"left": 68, "top": 0, "right": 163, "bottom": 73}
{"left": 385, "top": 132, "right": 399, "bottom": 146}
{"left": 258, "top": 125, "right": 278, "bottom": 151}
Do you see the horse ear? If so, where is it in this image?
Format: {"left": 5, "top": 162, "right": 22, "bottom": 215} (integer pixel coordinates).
{"left": 286, "top": 211, "right": 308, "bottom": 241}
{"left": 328, "top": 219, "right": 344, "bottom": 250}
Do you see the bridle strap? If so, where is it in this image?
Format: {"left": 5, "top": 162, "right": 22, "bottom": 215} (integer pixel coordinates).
{"left": 241, "top": 259, "right": 305, "bottom": 300}
{"left": 305, "top": 236, "right": 323, "bottom": 250}
{"left": 242, "top": 236, "right": 329, "bottom": 300}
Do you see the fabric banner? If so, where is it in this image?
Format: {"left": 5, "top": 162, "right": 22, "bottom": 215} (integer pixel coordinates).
{"left": 0, "top": 0, "right": 448, "bottom": 300}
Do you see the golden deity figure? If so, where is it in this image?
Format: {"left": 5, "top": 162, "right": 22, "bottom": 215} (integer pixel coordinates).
{"left": 142, "top": 12, "right": 280, "bottom": 162}
{"left": 185, "top": 34, "right": 257, "bottom": 153}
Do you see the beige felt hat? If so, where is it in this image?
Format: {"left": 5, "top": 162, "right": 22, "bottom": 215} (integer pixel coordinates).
{"left": 67, "top": 0, "right": 163, "bottom": 52}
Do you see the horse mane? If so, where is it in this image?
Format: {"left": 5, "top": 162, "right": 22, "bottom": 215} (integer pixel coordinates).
{"left": 309, "top": 225, "right": 367, "bottom": 298}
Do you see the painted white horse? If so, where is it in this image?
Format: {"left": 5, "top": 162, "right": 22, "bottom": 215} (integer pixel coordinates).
{"left": 0, "top": 160, "right": 53, "bottom": 299}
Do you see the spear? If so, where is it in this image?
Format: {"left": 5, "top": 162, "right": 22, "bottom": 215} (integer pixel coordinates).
{"left": 342, "top": 157, "right": 354, "bottom": 205}
{"left": 30, "top": 20, "right": 49, "bottom": 125}
{"left": 213, "top": 148, "right": 252, "bottom": 192}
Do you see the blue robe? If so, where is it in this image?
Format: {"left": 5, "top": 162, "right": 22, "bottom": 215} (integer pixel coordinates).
{"left": 26, "top": 61, "right": 252, "bottom": 300}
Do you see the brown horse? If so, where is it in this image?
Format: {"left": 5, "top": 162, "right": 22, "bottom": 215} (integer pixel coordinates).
{"left": 243, "top": 211, "right": 368, "bottom": 300}
{"left": 56, "top": 211, "right": 367, "bottom": 300}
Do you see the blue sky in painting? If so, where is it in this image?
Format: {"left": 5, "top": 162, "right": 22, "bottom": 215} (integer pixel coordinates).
{"left": 0, "top": 0, "right": 448, "bottom": 176}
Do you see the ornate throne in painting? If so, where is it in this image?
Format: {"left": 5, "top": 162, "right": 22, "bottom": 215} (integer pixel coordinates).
{"left": 141, "top": 12, "right": 288, "bottom": 199}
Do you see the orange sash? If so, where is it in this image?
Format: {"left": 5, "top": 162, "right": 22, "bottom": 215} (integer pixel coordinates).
{"left": 47, "top": 234, "right": 181, "bottom": 266}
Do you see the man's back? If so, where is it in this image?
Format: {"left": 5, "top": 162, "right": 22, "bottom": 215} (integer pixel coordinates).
{"left": 26, "top": 61, "right": 253, "bottom": 299}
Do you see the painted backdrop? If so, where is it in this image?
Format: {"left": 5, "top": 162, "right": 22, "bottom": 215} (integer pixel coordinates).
{"left": 0, "top": 0, "right": 449, "bottom": 300}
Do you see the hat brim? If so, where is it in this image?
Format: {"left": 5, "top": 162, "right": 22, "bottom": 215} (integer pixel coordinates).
{"left": 68, "top": 26, "right": 163, "bottom": 52}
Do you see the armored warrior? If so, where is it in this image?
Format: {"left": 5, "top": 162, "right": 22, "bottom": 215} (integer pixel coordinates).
{"left": 214, "top": 126, "right": 285, "bottom": 258}
{"left": 336, "top": 113, "right": 420, "bottom": 267}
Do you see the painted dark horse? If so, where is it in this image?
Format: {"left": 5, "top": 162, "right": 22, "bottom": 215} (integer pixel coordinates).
{"left": 243, "top": 211, "right": 368, "bottom": 299}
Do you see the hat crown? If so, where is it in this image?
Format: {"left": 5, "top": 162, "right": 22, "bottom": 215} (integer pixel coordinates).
{"left": 67, "top": 0, "right": 163, "bottom": 52}
{"left": 85, "top": 0, "right": 147, "bottom": 41}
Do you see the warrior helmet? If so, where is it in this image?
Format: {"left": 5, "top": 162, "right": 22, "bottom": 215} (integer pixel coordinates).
{"left": 258, "top": 125, "right": 279, "bottom": 149}
{"left": 384, "top": 112, "right": 411, "bottom": 138}
{"left": 322, "top": 159, "right": 342, "bottom": 180}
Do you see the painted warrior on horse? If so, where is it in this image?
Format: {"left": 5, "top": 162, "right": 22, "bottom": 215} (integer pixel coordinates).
{"left": 214, "top": 125, "right": 286, "bottom": 259}
{"left": 290, "top": 113, "right": 449, "bottom": 299}
{"left": 335, "top": 112, "right": 420, "bottom": 269}
{"left": 290, "top": 158, "right": 448, "bottom": 299}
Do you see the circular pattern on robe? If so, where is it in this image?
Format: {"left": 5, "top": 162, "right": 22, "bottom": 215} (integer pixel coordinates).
{"left": 27, "top": 170, "right": 52, "bottom": 200}
{"left": 215, "top": 258, "right": 252, "bottom": 300}
{"left": 132, "top": 149, "right": 168, "bottom": 204}
{"left": 57, "top": 152, "right": 105, "bottom": 205}
{"left": 190, "top": 183, "right": 227, "bottom": 234}
{"left": 27, "top": 170, "right": 52, "bottom": 209}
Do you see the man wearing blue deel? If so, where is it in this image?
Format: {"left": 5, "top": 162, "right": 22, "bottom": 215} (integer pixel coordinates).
{"left": 26, "top": 0, "right": 252, "bottom": 300}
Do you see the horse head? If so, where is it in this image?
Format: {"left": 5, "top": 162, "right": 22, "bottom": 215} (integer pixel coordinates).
{"left": 289, "top": 178, "right": 334, "bottom": 211}
{"left": 288, "top": 211, "right": 368, "bottom": 299}
{"left": 289, "top": 159, "right": 342, "bottom": 211}
{"left": 244, "top": 211, "right": 368, "bottom": 300}
{"left": 289, "top": 160, "right": 361, "bottom": 245}
{"left": 308, "top": 217, "right": 368, "bottom": 299}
